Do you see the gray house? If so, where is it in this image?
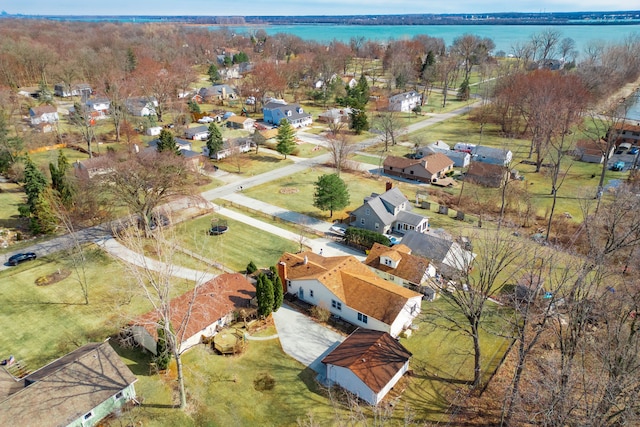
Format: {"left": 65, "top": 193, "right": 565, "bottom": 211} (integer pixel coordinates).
{"left": 349, "top": 187, "right": 429, "bottom": 235}
{"left": 401, "top": 230, "right": 476, "bottom": 278}
{"left": 470, "top": 145, "right": 513, "bottom": 166}
{"left": 185, "top": 125, "right": 210, "bottom": 141}
{"left": 417, "top": 146, "right": 470, "bottom": 167}
{"left": 0, "top": 341, "right": 137, "bottom": 427}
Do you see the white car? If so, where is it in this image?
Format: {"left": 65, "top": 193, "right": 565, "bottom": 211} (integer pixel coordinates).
{"left": 197, "top": 116, "right": 214, "bottom": 124}
{"left": 329, "top": 224, "right": 347, "bottom": 236}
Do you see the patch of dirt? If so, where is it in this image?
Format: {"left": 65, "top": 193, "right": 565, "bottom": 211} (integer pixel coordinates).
{"left": 35, "top": 269, "right": 71, "bottom": 286}
{"left": 279, "top": 187, "right": 299, "bottom": 194}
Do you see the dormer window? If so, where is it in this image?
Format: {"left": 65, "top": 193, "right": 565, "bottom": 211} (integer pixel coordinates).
{"left": 297, "top": 107, "right": 303, "bottom": 113}
{"left": 381, "top": 255, "right": 399, "bottom": 269}
{"left": 286, "top": 110, "right": 292, "bottom": 116}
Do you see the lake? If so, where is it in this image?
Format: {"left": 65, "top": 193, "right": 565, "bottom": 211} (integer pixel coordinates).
{"left": 210, "top": 24, "right": 640, "bottom": 55}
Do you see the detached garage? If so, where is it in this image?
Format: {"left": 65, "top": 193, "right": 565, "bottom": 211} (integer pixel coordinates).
{"left": 322, "top": 328, "right": 412, "bottom": 405}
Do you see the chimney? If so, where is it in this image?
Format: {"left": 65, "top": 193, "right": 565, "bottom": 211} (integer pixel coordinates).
{"left": 385, "top": 181, "right": 393, "bottom": 192}
{"left": 303, "top": 255, "right": 308, "bottom": 265}
{"left": 277, "top": 261, "right": 287, "bottom": 293}
{"left": 221, "top": 86, "right": 227, "bottom": 99}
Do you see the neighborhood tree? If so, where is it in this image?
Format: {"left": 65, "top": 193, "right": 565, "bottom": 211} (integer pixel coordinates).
{"left": 275, "top": 119, "right": 296, "bottom": 159}
{"left": 206, "top": 122, "right": 223, "bottom": 158}
{"left": 313, "top": 173, "right": 350, "bottom": 218}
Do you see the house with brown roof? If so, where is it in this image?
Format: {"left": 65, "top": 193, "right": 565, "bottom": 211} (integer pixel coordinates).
{"left": 29, "top": 105, "right": 59, "bottom": 126}
{"left": 322, "top": 328, "right": 412, "bottom": 405}
{"left": 464, "top": 162, "right": 508, "bottom": 188}
{"left": 608, "top": 122, "right": 640, "bottom": 145}
{"left": 131, "top": 273, "right": 255, "bottom": 355}
{"left": 383, "top": 153, "right": 454, "bottom": 184}
{"left": 277, "top": 252, "right": 422, "bottom": 338}
{"left": 0, "top": 341, "right": 137, "bottom": 427}
{"left": 575, "top": 139, "right": 615, "bottom": 164}
{"left": 364, "top": 243, "right": 439, "bottom": 301}
{"left": 226, "top": 115, "right": 255, "bottom": 130}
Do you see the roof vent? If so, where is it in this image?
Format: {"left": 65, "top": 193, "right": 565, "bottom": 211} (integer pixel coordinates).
{"left": 303, "top": 255, "right": 308, "bottom": 265}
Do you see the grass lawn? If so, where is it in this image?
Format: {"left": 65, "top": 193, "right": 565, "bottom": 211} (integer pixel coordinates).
{"left": 174, "top": 213, "right": 298, "bottom": 272}
{"left": 213, "top": 151, "right": 293, "bottom": 175}
{"left": 0, "top": 245, "right": 196, "bottom": 368}
{"left": 0, "top": 181, "right": 26, "bottom": 232}
{"left": 242, "top": 166, "right": 427, "bottom": 222}
{"left": 293, "top": 142, "right": 327, "bottom": 158}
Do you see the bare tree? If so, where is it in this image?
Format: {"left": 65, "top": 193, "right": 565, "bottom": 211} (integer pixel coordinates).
{"left": 373, "top": 111, "right": 404, "bottom": 151}
{"left": 326, "top": 122, "right": 356, "bottom": 175}
{"left": 433, "top": 230, "right": 523, "bottom": 389}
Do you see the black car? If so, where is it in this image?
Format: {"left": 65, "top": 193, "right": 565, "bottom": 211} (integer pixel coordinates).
{"left": 7, "top": 252, "right": 37, "bottom": 266}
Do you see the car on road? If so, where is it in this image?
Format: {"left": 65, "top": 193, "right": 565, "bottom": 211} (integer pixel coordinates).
{"left": 612, "top": 160, "right": 625, "bottom": 171}
{"left": 329, "top": 224, "right": 347, "bottom": 236}
{"left": 7, "top": 252, "right": 37, "bottom": 266}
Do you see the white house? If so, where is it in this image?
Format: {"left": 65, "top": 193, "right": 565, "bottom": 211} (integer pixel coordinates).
{"left": 86, "top": 97, "right": 111, "bottom": 120}
{"left": 126, "top": 97, "right": 158, "bottom": 117}
{"left": 185, "top": 125, "right": 210, "bottom": 141}
{"left": 29, "top": 105, "right": 59, "bottom": 126}
{"left": 203, "top": 138, "right": 253, "bottom": 160}
{"left": 146, "top": 126, "right": 163, "bottom": 136}
{"left": 277, "top": 252, "right": 422, "bottom": 338}
{"left": 388, "top": 91, "right": 422, "bottom": 113}
{"left": 131, "top": 273, "right": 255, "bottom": 354}
{"left": 322, "top": 328, "right": 412, "bottom": 405}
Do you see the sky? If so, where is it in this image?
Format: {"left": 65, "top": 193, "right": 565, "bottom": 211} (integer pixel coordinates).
{"left": 2, "top": 1, "right": 637, "bottom": 16}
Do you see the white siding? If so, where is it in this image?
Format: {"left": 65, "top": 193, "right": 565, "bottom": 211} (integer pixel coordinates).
{"left": 326, "top": 364, "right": 377, "bottom": 405}
{"left": 374, "top": 360, "right": 409, "bottom": 404}
{"left": 389, "top": 296, "right": 422, "bottom": 337}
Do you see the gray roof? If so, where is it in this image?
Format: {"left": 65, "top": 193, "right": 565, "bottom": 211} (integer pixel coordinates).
{"left": 396, "top": 210, "right": 427, "bottom": 227}
{"left": 185, "top": 126, "right": 209, "bottom": 137}
{"left": 401, "top": 231, "right": 452, "bottom": 264}
{"left": 199, "top": 84, "right": 235, "bottom": 98}
{"left": 365, "top": 197, "right": 396, "bottom": 226}
{"left": 471, "top": 145, "right": 510, "bottom": 160}
{"left": 263, "top": 102, "right": 311, "bottom": 122}
{"left": 0, "top": 342, "right": 136, "bottom": 426}
{"left": 378, "top": 187, "right": 410, "bottom": 211}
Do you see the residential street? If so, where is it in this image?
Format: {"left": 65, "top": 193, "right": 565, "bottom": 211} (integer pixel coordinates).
{"left": 1, "top": 101, "right": 480, "bottom": 272}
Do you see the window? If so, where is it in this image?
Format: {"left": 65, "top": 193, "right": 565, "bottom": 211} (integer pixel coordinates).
{"left": 358, "top": 313, "right": 368, "bottom": 324}
{"left": 114, "top": 391, "right": 124, "bottom": 401}
{"left": 331, "top": 299, "right": 342, "bottom": 310}
{"left": 375, "top": 223, "right": 379, "bottom": 230}
{"left": 410, "top": 170, "right": 414, "bottom": 175}
{"left": 360, "top": 218, "right": 365, "bottom": 225}
{"left": 83, "top": 412, "right": 94, "bottom": 421}
{"left": 310, "top": 290, "right": 314, "bottom": 298}
{"left": 365, "top": 208, "right": 370, "bottom": 215}
{"left": 287, "top": 280, "right": 292, "bottom": 288}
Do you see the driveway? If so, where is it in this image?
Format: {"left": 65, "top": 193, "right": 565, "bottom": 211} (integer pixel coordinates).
{"left": 272, "top": 304, "right": 344, "bottom": 375}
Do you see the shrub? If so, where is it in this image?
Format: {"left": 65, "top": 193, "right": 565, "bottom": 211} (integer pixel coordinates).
{"left": 246, "top": 260, "right": 257, "bottom": 274}
{"left": 253, "top": 372, "right": 276, "bottom": 391}
{"left": 311, "top": 304, "right": 331, "bottom": 322}
{"left": 345, "top": 227, "right": 390, "bottom": 248}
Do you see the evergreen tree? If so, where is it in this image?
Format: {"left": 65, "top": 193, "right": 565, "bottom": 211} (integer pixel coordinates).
{"left": 313, "top": 173, "right": 350, "bottom": 218}
{"left": 350, "top": 109, "right": 369, "bottom": 134}
{"left": 458, "top": 78, "right": 471, "bottom": 101}
{"left": 233, "top": 52, "right": 249, "bottom": 64}
{"left": 125, "top": 47, "right": 137, "bottom": 73}
{"left": 157, "top": 129, "right": 180, "bottom": 155}
{"left": 207, "top": 64, "right": 220, "bottom": 84}
{"left": 30, "top": 190, "right": 57, "bottom": 234}
{"left": 23, "top": 156, "right": 48, "bottom": 213}
{"left": 206, "top": 122, "right": 223, "bottom": 158}
{"left": 272, "top": 269, "right": 284, "bottom": 312}
{"left": 246, "top": 260, "right": 257, "bottom": 274}
{"left": 187, "top": 100, "right": 201, "bottom": 114}
{"left": 154, "top": 320, "right": 172, "bottom": 371}
{"left": 49, "top": 150, "right": 73, "bottom": 207}
{"left": 275, "top": 119, "right": 296, "bottom": 159}
{"left": 37, "top": 80, "right": 54, "bottom": 105}
{"left": 256, "top": 273, "right": 275, "bottom": 317}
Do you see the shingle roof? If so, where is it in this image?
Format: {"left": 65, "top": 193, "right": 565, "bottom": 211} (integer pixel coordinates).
{"left": 383, "top": 155, "right": 418, "bottom": 169}
{"left": 423, "top": 152, "right": 454, "bottom": 175}
{"left": 279, "top": 252, "right": 421, "bottom": 325}
{"left": 133, "top": 273, "right": 255, "bottom": 342}
{"left": 0, "top": 342, "right": 136, "bottom": 427}
{"left": 322, "top": 328, "right": 412, "bottom": 393}
{"left": 365, "top": 242, "right": 432, "bottom": 285}
{"left": 401, "top": 231, "right": 474, "bottom": 272}
{"left": 396, "top": 210, "right": 427, "bottom": 227}
{"left": 30, "top": 105, "right": 57, "bottom": 115}
{"left": 378, "top": 187, "right": 410, "bottom": 210}
{"left": 227, "top": 115, "right": 254, "bottom": 124}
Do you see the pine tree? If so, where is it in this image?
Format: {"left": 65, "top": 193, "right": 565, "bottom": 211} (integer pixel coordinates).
{"left": 154, "top": 320, "right": 172, "bottom": 371}
{"left": 125, "top": 47, "right": 137, "bottom": 73}
{"left": 256, "top": 273, "right": 274, "bottom": 317}
{"left": 49, "top": 150, "right": 73, "bottom": 207}
{"left": 350, "top": 109, "right": 369, "bottom": 134}
{"left": 207, "top": 64, "right": 220, "bottom": 84}
{"left": 23, "top": 156, "right": 48, "bottom": 213}
{"left": 206, "top": 123, "right": 223, "bottom": 158}
{"left": 157, "top": 129, "right": 180, "bottom": 155}
{"left": 313, "top": 173, "right": 350, "bottom": 218}
{"left": 272, "top": 270, "right": 284, "bottom": 312}
{"left": 30, "top": 190, "right": 57, "bottom": 234}
{"left": 275, "top": 119, "right": 296, "bottom": 159}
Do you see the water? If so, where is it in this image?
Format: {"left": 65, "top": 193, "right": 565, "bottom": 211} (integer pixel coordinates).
{"left": 628, "top": 90, "right": 640, "bottom": 121}
{"left": 209, "top": 24, "right": 640, "bottom": 55}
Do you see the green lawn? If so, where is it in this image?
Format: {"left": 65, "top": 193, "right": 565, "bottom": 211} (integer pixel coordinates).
{"left": 0, "top": 181, "right": 26, "bottom": 232}
{"left": 174, "top": 213, "right": 298, "bottom": 271}
{"left": 213, "top": 151, "right": 293, "bottom": 175}
{"left": 0, "top": 245, "right": 195, "bottom": 368}
{"left": 293, "top": 142, "right": 328, "bottom": 158}
{"left": 242, "top": 166, "right": 427, "bottom": 222}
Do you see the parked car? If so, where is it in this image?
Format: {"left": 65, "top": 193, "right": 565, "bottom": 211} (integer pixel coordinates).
{"left": 197, "top": 116, "right": 214, "bottom": 124}
{"left": 329, "top": 224, "right": 347, "bottom": 236}
{"left": 629, "top": 147, "right": 639, "bottom": 155}
{"left": 612, "top": 161, "right": 625, "bottom": 171}
{"left": 615, "top": 143, "right": 632, "bottom": 154}
{"left": 7, "top": 252, "right": 37, "bottom": 266}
